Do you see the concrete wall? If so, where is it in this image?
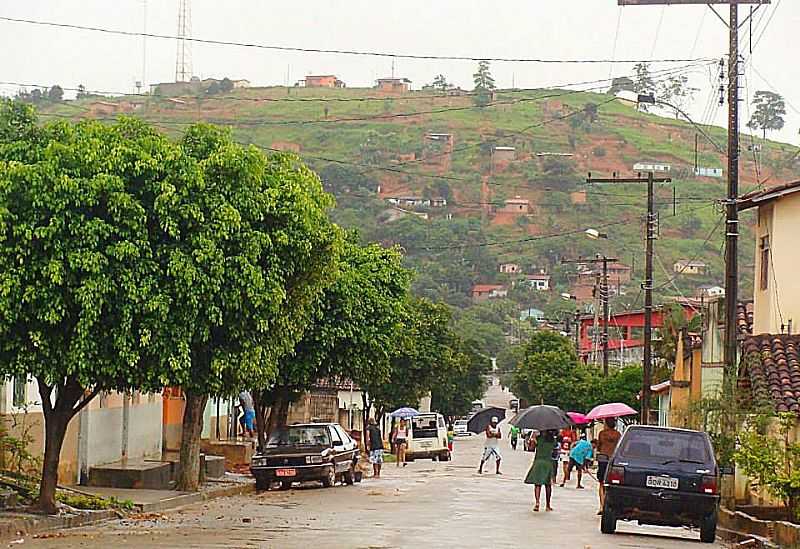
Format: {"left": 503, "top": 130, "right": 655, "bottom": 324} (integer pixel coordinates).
{"left": 753, "top": 196, "right": 800, "bottom": 335}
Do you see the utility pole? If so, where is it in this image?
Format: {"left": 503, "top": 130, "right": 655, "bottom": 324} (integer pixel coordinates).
{"left": 562, "top": 256, "right": 618, "bottom": 376}
{"left": 586, "top": 172, "right": 671, "bottom": 424}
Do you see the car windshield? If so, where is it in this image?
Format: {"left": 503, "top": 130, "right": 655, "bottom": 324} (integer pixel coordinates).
{"left": 619, "top": 430, "right": 711, "bottom": 463}
{"left": 267, "top": 426, "right": 330, "bottom": 448}
{"left": 411, "top": 415, "right": 439, "bottom": 438}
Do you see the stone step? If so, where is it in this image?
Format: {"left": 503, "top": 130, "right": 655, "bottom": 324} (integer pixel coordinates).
{"left": 204, "top": 455, "right": 226, "bottom": 479}
{"left": 87, "top": 460, "right": 173, "bottom": 490}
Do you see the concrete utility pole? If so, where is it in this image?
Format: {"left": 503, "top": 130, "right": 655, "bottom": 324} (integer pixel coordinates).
{"left": 562, "top": 256, "right": 619, "bottom": 377}
{"left": 586, "top": 173, "right": 671, "bottom": 424}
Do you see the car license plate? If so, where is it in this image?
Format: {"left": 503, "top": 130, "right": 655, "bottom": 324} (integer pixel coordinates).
{"left": 276, "top": 468, "right": 296, "bottom": 477}
{"left": 420, "top": 441, "right": 432, "bottom": 448}
{"left": 646, "top": 475, "right": 679, "bottom": 490}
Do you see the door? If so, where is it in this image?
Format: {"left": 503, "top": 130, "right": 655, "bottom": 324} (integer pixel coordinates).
{"left": 328, "top": 425, "right": 346, "bottom": 473}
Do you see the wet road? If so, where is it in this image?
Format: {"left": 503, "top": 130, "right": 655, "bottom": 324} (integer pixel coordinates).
{"left": 29, "top": 385, "right": 724, "bottom": 548}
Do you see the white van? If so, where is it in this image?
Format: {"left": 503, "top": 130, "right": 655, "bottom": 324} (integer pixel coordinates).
{"left": 406, "top": 413, "right": 450, "bottom": 461}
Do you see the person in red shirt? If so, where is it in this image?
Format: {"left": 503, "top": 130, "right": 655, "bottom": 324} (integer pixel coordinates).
{"left": 557, "top": 427, "right": 577, "bottom": 486}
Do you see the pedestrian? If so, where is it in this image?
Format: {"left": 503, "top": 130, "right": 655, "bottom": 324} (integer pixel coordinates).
{"left": 525, "top": 429, "right": 557, "bottom": 512}
{"left": 596, "top": 417, "right": 622, "bottom": 515}
{"left": 392, "top": 418, "right": 408, "bottom": 468}
{"left": 238, "top": 390, "right": 255, "bottom": 439}
{"left": 366, "top": 418, "right": 384, "bottom": 478}
{"left": 551, "top": 432, "right": 561, "bottom": 482}
{"left": 478, "top": 417, "right": 502, "bottom": 475}
{"left": 558, "top": 427, "right": 576, "bottom": 485}
{"left": 447, "top": 424, "right": 455, "bottom": 454}
{"left": 567, "top": 433, "right": 593, "bottom": 489}
{"left": 510, "top": 424, "right": 520, "bottom": 451}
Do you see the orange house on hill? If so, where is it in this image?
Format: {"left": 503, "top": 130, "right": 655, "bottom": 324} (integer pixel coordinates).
{"left": 304, "top": 75, "right": 345, "bottom": 88}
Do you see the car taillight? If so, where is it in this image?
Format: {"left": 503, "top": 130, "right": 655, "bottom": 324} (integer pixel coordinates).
{"left": 607, "top": 466, "right": 625, "bottom": 485}
{"left": 701, "top": 475, "right": 718, "bottom": 495}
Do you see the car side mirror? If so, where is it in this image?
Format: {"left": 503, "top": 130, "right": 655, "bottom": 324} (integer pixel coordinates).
{"left": 333, "top": 440, "right": 344, "bottom": 447}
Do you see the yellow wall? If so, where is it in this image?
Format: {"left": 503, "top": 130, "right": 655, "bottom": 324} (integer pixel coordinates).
{"left": 754, "top": 196, "right": 800, "bottom": 335}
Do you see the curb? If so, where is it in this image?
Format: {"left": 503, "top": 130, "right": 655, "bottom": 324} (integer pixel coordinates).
{"left": 0, "top": 481, "right": 255, "bottom": 540}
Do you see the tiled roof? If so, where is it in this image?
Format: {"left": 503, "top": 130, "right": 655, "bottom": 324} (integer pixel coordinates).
{"left": 738, "top": 180, "right": 800, "bottom": 211}
{"left": 472, "top": 284, "right": 505, "bottom": 293}
{"left": 740, "top": 335, "right": 800, "bottom": 413}
{"left": 737, "top": 301, "right": 754, "bottom": 337}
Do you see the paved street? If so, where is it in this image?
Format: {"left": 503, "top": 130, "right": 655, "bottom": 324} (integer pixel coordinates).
{"left": 27, "top": 385, "right": 724, "bottom": 548}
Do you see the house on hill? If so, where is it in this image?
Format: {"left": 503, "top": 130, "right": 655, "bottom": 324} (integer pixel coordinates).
{"left": 470, "top": 284, "right": 507, "bottom": 303}
{"left": 303, "top": 75, "right": 345, "bottom": 88}
{"left": 499, "top": 263, "right": 522, "bottom": 274}
{"left": 524, "top": 274, "right": 551, "bottom": 291}
{"left": 500, "top": 196, "right": 530, "bottom": 215}
{"left": 376, "top": 78, "right": 411, "bottom": 93}
{"left": 673, "top": 260, "right": 708, "bottom": 276}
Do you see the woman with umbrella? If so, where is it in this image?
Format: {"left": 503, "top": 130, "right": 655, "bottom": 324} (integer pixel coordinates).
{"left": 392, "top": 418, "right": 409, "bottom": 467}
{"left": 525, "top": 430, "right": 557, "bottom": 512}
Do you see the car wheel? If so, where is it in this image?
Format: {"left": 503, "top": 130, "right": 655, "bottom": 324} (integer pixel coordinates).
{"left": 700, "top": 511, "right": 717, "bottom": 543}
{"left": 343, "top": 464, "right": 355, "bottom": 486}
{"left": 439, "top": 451, "right": 450, "bottom": 462}
{"left": 321, "top": 466, "right": 336, "bottom": 488}
{"left": 600, "top": 504, "right": 617, "bottom": 535}
{"left": 254, "top": 476, "right": 270, "bottom": 492}
{"left": 279, "top": 481, "right": 292, "bottom": 491}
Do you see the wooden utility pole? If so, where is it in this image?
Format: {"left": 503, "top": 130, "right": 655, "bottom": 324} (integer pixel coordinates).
{"left": 586, "top": 173, "right": 671, "bottom": 424}
{"left": 562, "top": 256, "right": 619, "bottom": 376}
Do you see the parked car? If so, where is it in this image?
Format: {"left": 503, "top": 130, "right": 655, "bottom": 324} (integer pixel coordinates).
{"left": 405, "top": 413, "right": 451, "bottom": 461}
{"left": 453, "top": 419, "right": 471, "bottom": 437}
{"left": 600, "top": 425, "right": 720, "bottom": 543}
{"left": 250, "top": 422, "right": 359, "bottom": 491}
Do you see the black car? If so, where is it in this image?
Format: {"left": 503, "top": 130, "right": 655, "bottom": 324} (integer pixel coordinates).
{"left": 601, "top": 425, "right": 720, "bottom": 544}
{"left": 250, "top": 423, "right": 359, "bottom": 491}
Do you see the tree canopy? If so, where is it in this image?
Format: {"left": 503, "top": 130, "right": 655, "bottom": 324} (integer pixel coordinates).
{"left": 748, "top": 90, "right": 786, "bottom": 139}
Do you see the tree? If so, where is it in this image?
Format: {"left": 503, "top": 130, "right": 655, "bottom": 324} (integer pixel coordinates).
{"left": 254, "top": 235, "right": 412, "bottom": 446}
{"left": 607, "top": 77, "right": 635, "bottom": 95}
{"left": 430, "top": 339, "right": 490, "bottom": 420}
{"left": 0, "top": 104, "right": 176, "bottom": 513}
{"left": 47, "top": 85, "right": 64, "bottom": 102}
{"left": 748, "top": 90, "right": 786, "bottom": 140}
{"left": 76, "top": 84, "right": 88, "bottom": 99}
{"left": 206, "top": 81, "right": 222, "bottom": 95}
{"left": 29, "top": 89, "right": 44, "bottom": 104}
{"left": 658, "top": 75, "right": 699, "bottom": 119}
{"left": 473, "top": 61, "right": 496, "bottom": 107}
{"left": 633, "top": 63, "right": 655, "bottom": 111}
{"left": 154, "top": 125, "right": 342, "bottom": 491}
{"left": 220, "top": 77, "right": 234, "bottom": 93}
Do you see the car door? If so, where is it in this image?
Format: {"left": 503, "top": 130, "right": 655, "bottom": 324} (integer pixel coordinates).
{"left": 334, "top": 425, "right": 356, "bottom": 469}
{"left": 328, "top": 425, "right": 346, "bottom": 473}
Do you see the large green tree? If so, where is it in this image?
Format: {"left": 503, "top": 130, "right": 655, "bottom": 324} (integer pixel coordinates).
{"left": 255, "top": 235, "right": 412, "bottom": 445}
{"left": 747, "top": 90, "right": 786, "bottom": 140}
{"left": 430, "top": 339, "right": 490, "bottom": 420}
{"left": 154, "top": 125, "right": 341, "bottom": 491}
{"left": 0, "top": 103, "right": 175, "bottom": 512}
{"left": 473, "top": 61, "right": 496, "bottom": 107}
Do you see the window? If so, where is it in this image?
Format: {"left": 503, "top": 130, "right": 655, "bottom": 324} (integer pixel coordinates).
{"left": 329, "top": 426, "right": 343, "bottom": 445}
{"left": 760, "top": 236, "right": 770, "bottom": 291}
{"left": 12, "top": 375, "right": 26, "bottom": 408}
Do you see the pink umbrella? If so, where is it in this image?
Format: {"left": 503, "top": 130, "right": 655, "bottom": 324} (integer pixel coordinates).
{"left": 585, "top": 402, "right": 637, "bottom": 421}
{"left": 567, "top": 412, "right": 590, "bottom": 425}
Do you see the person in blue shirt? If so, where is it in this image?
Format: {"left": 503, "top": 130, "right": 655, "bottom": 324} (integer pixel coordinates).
{"left": 567, "top": 433, "right": 594, "bottom": 489}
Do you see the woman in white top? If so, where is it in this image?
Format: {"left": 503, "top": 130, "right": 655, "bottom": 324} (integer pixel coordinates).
{"left": 393, "top": 419, "right": 408, "bottom": 467}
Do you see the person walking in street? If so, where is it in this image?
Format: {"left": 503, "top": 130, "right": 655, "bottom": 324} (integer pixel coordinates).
{"left": 238, "top": 390, "right": 256, "bottom": 439}
{"left": 596, "top": 417, "right": 622, "bottom": 514}
{"left": 366, "top": 418, "right": 384, "bottom": 478}
{"left": 393, "top": 419, "right": 408, "bottom": 467}
{"left": 478, "top": 417, "right": 502, "bottom": 475}
{"left": 525, "top": 430, "right": 556, "bottom": 512}
{"left": 509, "top": 425, "right": 520, "bottom": 451}
{"left": 557, "top": 427, "right": 576, "bottom": 485}
{"left": 566, "top": 433, "right": 593, "bottom": 489}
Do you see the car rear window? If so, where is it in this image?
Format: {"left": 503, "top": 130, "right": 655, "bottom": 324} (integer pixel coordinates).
{"left": 619, "top": 430, "right": 711, "bottom": 463}
{"left": 411, "top": 415, "right": 439, "bottom": 438}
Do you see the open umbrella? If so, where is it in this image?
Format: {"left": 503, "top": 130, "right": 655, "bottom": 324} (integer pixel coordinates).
{"left": 567, "top": 411, "right": 590, "bottom": 425}
{"left": 390, "top": 407, "right": 420, "bottom": 419}
{"left": 585, "top": 402, "right": 637, "bottom": 421}
{"left": 509, "top": 405, "right": 571, "bottom": 431}
{"left": 467, "top": 406, "right": 506, "bottom": 434}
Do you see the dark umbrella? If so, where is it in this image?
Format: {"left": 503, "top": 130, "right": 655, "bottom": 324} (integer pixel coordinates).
{"left": 509, "top": 405, "right": 571, "bottom": 431}
{"left": 467, "top": 406, "right": 507, "bottom": 434}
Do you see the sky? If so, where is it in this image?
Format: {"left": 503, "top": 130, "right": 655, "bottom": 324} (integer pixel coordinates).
{"left": 1, "top": 0, "right": 798, "bottom": 144}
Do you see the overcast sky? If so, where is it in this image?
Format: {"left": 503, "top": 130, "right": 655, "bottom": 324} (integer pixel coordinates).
{"left": 1, "top": 0, "right": 797, "bottom": 144}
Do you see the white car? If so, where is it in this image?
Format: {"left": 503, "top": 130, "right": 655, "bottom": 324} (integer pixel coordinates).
{"left": 453, "top": 419, "right": 471, "bottom": 437}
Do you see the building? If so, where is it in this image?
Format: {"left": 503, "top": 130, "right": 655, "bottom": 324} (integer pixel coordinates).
{"left": 303, "top": 75, "right": 345, "bottom": 88}
{"left": 695, "top": 284, "right": 725, "bottom": 298}
{"left": 520, "top": 308, "right": 545, "bottom": 322}
{"left": 493, "top": 146, "right": 516, "bottom": 163}
{"left": 739, "top": 181, "right": 800, "bottom": 334}
{"left": 470, "top": 284, "right": 508, "bottom": 303}
{"left": 673, "top": 260, "right": 708, "bottom": 276}
{"left": 607, "top": 262, "right": 632, "bottom": 285}
{"left": 500, "top": 196, "right": 530, "bottom": 215}
{"left": 376, "top": 78, "right": 411, "bottom": 93}
{"left": 633, "top": 162, "right": 671, "bottom": 173}
{"left": 524, "top": 274, "right": 551, "bottom": 291}
{"left": 499, "top": 263, "right": 522, "bottom": 274}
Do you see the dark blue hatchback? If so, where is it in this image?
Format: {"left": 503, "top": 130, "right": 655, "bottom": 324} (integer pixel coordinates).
{"left": 601, "top": 425, "right": 720, "bottom": 544}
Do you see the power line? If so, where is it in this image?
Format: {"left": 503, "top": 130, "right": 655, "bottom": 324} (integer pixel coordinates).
{"left": 0, "top": 16, "right": 716, "bottom": 65}
{"left": 652, "top": 217, "right": 724, "bottom": 291}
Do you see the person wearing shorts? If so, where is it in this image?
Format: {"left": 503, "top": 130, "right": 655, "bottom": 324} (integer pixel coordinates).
{"left": 238, "top": 390, "right": 255, "bottom": 438}
{"left": 567, "top": 434, "right": 593, "bottom": 489}
{"left": 596, "top": 418, "right": 622, "bottom": 514}
{"left": 478, "top": 417, "right": 502, "bottom": 474}
{"left": 366, "top": 418, "right": 384, "bottom": 478}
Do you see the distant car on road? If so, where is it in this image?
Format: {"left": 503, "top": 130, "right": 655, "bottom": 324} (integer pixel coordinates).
{"left": 453, "top": 419, "right": 471, "bottom": 437}
{"left": 250, "top": 422, "right": 359, "bottom": 491}
{"left": 600, "top": 425, "right": 720, "bottom": 544}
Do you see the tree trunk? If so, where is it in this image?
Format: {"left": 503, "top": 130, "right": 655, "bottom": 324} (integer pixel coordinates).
{"left": 265, "top": 386, "right": 290, "bottom": 437}
{"left": 176, "top": 390, "right": 208, "bottom": 492}
{"left": 253, "top": 399, "right": 268, "bottom": 452}
{"left": 38, "top": 410, "right": 70, "bottom": 514}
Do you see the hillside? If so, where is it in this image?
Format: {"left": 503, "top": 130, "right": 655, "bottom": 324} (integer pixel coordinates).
{"left": 41, "top": 84, "right": 800, "bottom": 330}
